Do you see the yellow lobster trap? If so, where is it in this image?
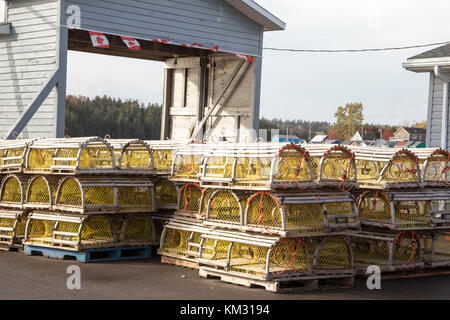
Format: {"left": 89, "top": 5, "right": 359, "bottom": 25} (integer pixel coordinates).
{"left": 176, "top": 183, "right": 213, "bottom": 219}
{"left": 0, "top": 139, "right": 34, "bottom": 174}
{"left": 242, "top": 191, "right": 359, "bottom": 236}
{"left": 0, "top": 210, "right": 28, "bottom": 249}
{"left": 204, "top": 189, "right": 249, "bottom": 228}
{"left": 0, "top": 174, "right": 28, "bottom": 209}
{"left": 24, "top": 212, "right": 116, "bottom": 250}
{"left": 351, "top": 231, "right": 424, "bottom": 273}
{"left": 53, "top": 177, "right": 156, "bottom": 214}
{"left": 357, "top": 189, "right": 450, "bottom": 230}
{"left": 154, "top": 178, "right": 179, "bottom": 211}
{"left": 146, "top": 140, "right": 181, "bottom": 175}
{"left": 420, "top": 149, "right": 450, "bottom": 186}
{"left": 109, "top": 139, "right": 155, "bottom": 174}
{"left": 198, "top": 233, "right": 354, "bottom": 292}
{"left": 171, "top": 144, "right": 209, "bottom": 182}
{"left": 200, "top": 143, "right": 315, "bottom": 190}
{"left": 24, "top": 137, "right": 116, "bottom": 175}
{"left": 304, "top": 145, "right": 357, "bottom": 189}
{"left": 113, "top": 213, "right": 157, "bottom": 246}
{"left": 350, "top": 147, "right": 421, "bottom": 188}
{"left": 24, "top": 176, "right": 60, "bottom": 210}
{"left": 422, "top": 231, "right": 450, "bottom": 268}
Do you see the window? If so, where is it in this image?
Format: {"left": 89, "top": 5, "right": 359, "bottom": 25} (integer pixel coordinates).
{"left": 0, "top": 0, "right": 6, "bottom": 23}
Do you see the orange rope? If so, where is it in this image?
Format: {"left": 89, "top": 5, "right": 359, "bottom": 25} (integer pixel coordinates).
{"left": 273, "top": 238, "right": 308, "bottom": 276}
{"left": 360, "top": 190, "right": 391, "bottom": 228}
{"left": 247, "top": 192, "right": 280, "bottom": 236}
{"left": 179, "top": 183, "right": 203, "bottom": 218}
{"left": 393, "top": 231, "right": 420, "bottom": 270}
{"left": 277, "top": 145, "right": 312, "bottom": 190}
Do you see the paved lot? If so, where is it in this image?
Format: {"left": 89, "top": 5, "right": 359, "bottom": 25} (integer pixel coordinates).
{"left": 0, "top": 251, "right": 449, "bottom": 300}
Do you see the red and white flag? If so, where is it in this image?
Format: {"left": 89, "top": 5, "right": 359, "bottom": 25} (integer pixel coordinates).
{"left": 182, "top": 42, "right": 204, "bottom": 48}
{"left": 153, "top": 38, "right": 174, "bottom": 44}
{"left": 210, "top": 45, "right": 219, "bottom": 53}
{"left": 89, "top": 31, "right": 109, "bottom": 48}
{"left": 121, "top": 36, "right": 141, "bottom": 50}
{"left": 234, "top": 53, "right": 255, "bottom": 63}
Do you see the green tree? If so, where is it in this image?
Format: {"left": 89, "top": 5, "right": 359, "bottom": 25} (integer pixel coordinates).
{"left": 333, "top": 103, "right": 364, "bottom": 140}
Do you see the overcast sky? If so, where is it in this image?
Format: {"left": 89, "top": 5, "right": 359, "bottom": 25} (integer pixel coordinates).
{"left": 67, "top": 0, "right": 450, "bottom": 125}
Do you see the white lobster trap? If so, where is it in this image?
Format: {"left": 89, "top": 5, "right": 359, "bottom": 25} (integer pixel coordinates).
{"left": 24, "top": 176, "right": 60, "bottom": 210}
{"left": 108, "top": 139, "right": 155, "bottom": 174}
{"left": 154, "top": 178, "right": 180, "bottom": 211}
{"left": 419, "top": 149, "right": 450, "bottom": 186}
{"left": 146, "top": 140, "right": 182, "bottom": 175}
{"left": 0, "top": 210, "right": 29, "bottom": 249}
{"left": 0, "top": 174, "right": 29, "bottom": 209}
{"left": 0, "top": 139, "right": 35, "bottom": 174}
{"left": 422, "top": 231, "right": 450, "bottom": 268}
{"left": 53, "top": 176, "right": 156, "bottom": 214}
{"left": 358, "top": 189, "right": 450, "bottom": 230}
{"left": 175, "top": 183, "right": 214, "bottom": 220}
{"left": 24, "top": 137, "right": 116, "bottom": 175}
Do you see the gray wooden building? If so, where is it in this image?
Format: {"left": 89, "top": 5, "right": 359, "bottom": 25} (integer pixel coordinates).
{"left": 403, "top": 44, "right": 450, "bottom": 149}
{"left": 0, "top": 0, "right": 285, "bottom": 141}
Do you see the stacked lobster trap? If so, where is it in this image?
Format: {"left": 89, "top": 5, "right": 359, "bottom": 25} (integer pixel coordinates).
{"left": 0, "top": 137, "right": 181, "bottom": 261}
{"left": 349, "top": 147, "right": 450, "bottom": 274}
{"left": 160, "top": 143, "right": 359, "bottom": 292}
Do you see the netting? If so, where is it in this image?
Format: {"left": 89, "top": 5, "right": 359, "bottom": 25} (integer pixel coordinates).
{"left": 155, "top": 179, "right": 178, "bottom": 208}
{"left": 26, "top": 148, "right": 55, "bottom": 172}
{"left": 204, "top": 157, "right": 234, "bottom": 180}
{"left": 426, "top": 232, "right": 450, "bottom": 263}
{"left": 381, "top": 150, "right": 419, "bottom": 184}
{"left": 274, "top": 145, "right": 313, "bottom": 187}
{"left": 153, "top": 219, "right": 167, "bottom": 245}
{"left": 423, "top": 150, "right": 450, "bottom": 184}
{"left": 320, "top": 147, "right": 356, "bottom": 183}
{"left": 356, "top": 160, "right": 385, "bottom": 182}
{"left": 394, "top": 200, "right": 432, "bottom": 228}
{"left": 26, "top": 176, "right": 57, "bottom": 207}
{"left": 0, "top": 147, "right": 25, "bottom": 171}
{"left": 325, "top": 201, "right": 357, "bottom": 225}
{"left": 0, "top": 216, "right": 15, "bottom": 243}
{"left": 246, "top": 192, "right": 282, "bottom": 231}
{"left": 269, "top": 238, "right": 309, "bottom": 277}
{"left": 0, "top": 176, "right": 24, "bottom": 205}
{"left": 55, "top": 178, "right": 82, "bottom": 207}
{"left": 201, "top": 239, "right": 232, "bottom": 261}
{"left": 177, "top": 184, "right": 205, "bottom": 217}
{"left": 53, "top": 148, "right": 78, "bottom": 169}
{"left": 119, "top": 142, "right": 152, "bottom": 170}
{"left": 284, "top": 203, "right": 324, "bottom": 232}
{"left": 122, "top": 215, "right": 154, "bottom": 243}
{"left": 359, "top": 191, "right": 392, "bottom": 227}
{"left": 117, "top": 186, "right": 153, "bottom": 212}
{"left": 315, "top": 237, "right": 351, "bottom": 270}
{"left": 173, "top": 155, "right": 203, "bottom": 181}
{"left": 26, "top": 219, "right": 56, "bottom": 246}
{"left": 229, "top": 243, "right": 270, "bottom": 277}
{"left": 79, "top": 143, "right": 114, "bottom": 170}
{"left": 208, "top": 190, "right": 242, "bottom": 224}
{"left": 235, "top": 157, "right": 272, "bottom": 187}
{"left": 153, "top": 150, "right": 174, "bottom": 173}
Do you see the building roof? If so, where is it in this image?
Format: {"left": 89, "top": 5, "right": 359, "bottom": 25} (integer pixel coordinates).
{"left": 403, "top": 43, "right": 450, "bottom": 72}
{"left": 225, "top": 0, "right": 286, "bottom": 31}
{"left": 310, "top": 135, "right": 328, "bottom": 143}
{"left": 402, "top": 127, "right": 426, "bottom": 135}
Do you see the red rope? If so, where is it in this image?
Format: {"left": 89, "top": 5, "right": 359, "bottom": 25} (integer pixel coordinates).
{"left": 393, "top": 231, "right": 420, "bottom": 270}
{"left": 247, "top": 192, "right": 280, "bottom": 236}
{"left": 273, "top": 238, "right": 308, "bottom": 276}
{"left": 360, "top": 190, "right": 391, "bottom": 228}
{"left": 277, "top": 145, "right": 311, "bottom": 190}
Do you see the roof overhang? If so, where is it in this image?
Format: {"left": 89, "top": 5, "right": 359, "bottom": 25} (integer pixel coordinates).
{"left": 225, "top": 0, "right": 286, "bottom": 31}
{"left": 0, "top": 23, "right": 11, "bottom": 36}
{"left": 403, "top": 57, "right": 450, "bottom": 73}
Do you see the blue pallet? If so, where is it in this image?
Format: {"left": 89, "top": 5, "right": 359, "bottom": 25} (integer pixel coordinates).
{"left": 24, "top": 245, "right": 152, "bottom": 263}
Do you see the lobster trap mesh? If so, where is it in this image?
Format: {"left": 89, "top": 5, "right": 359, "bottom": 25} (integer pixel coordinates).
{"left": 53, "top": 221, "right": 80, "bottom": 244}
{"left": 0, "top": 217, "right": 15, "bottom": 243}
{"left": 359, "top": 191, "right": 392, "bottom": 226}
{"left": 1, "top": 177, "right": 23, "bottom": 204}
{"left": 56, "top": 178, "right": 82, "bottom": 207}
{"left": 80, "top": 216, "right": 114, "bottom": 244}
{"left": 79, "top": 144, "right": 114, "bottom": 170}
{"left": 382, "top": 151, "right": 419, "bottom": 183}
{"left": 0, "top": 147, "right": 25, "bottom": 169}
{"left": 426, "top": 233, "right": 450, "bottom": 263}
{"left": 423, "top": 151, "right": 450, "bottom": 183}
{"left": 247, "top": 192, "right": 282, "bottom": 230}
{"left": 315, "top": 237, "right": 351, "bottom": 270}
{"left": 325, "top": 201, "right": 357, "bottom": 224}
{"left": 321, "top": 149, "right": 356, "bottom": 182}
{"left": 26, "top": 219, "right": 57, "bottom": 245}
{"left": 284, "top": 203, "right": 324, "bottom": 232}
{"left": 54, "top": 148, "right": 78, "bottom": 169}
{"left": 155, "top": 179, "right": 178, "bottom": 208}
{"left": 123, "top": 215, "right": 154, "bottom": 243}
{"left": 208, "top": 191, "right": 242, "bottom": 224}
{"left": 84, "top": 186, "right": 115, "bottom": 206}
{"left": 118, "top": 186, "right": 153, "bottom": 212}
{"left": 177, "top": 184, "right": 203, "bottom": 216}
{"left": 269, "top": 238, "right": 309, "bottom": 277}
{"left": 27, "top": 177, "right": 56, "bottom": 206}
{"left": 274, "top": 147, "right": 312, "bottom": 185}
{"left": 204, "top": 157, "right": 234, "bottom": 179}
{"left": 120, "top": 144, "right": 152, "bottom": 170}
{"left": 173, "top": 155, "right": 202, "bottom": 180}
{"left": 392, "top": 232, "right": 420, "bottom": 266}
{"left": 160, "top": 229, "right": 201, "bottom": 258}
{"left": 356, "top": 160, "right": 385, "bottom": 182}
{"left": 153, "top": 150, "right": 173, "bottom": 173}
{"left": 352, "top": 237, "right": 391, "bottom": 267}
{"left": 27, "top": 148, "right": 55, "bottom": 172}
{"left": 394, "top": 200, "right": 432, "bottom": 228}
{"left": 201, "top": 239, "right": 232, "bottom": 261}
{"left": 235, "top": 157, "right": 272, "bottom": 187}
{"left": 229, "top": 243, "right": 270, "bottom": 277}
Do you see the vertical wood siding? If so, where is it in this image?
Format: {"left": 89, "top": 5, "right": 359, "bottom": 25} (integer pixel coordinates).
{"left": 429, "top": 73, "right": 450, "bottom": 148}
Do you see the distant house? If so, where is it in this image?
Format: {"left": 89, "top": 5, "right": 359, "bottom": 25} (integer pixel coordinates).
{"left": 390, "top": 127, "right": 426, "bottom": 143}
{"left": 272, "top": 135, "right": 303, "bottom": 144}
{"left": 309, "top": 135, "right": 328, "bottom": 144}
{"left": 351, "top": 131, "right": 363, "bottom": 142}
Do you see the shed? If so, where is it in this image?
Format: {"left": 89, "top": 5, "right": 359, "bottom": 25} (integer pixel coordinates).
{"left": 0, "top": 0, "right": 285, "bottom": 141}
{"left": 403, "top": 43, "right": 450, "bottom": 149}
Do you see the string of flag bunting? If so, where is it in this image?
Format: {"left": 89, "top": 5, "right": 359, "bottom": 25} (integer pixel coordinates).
{"left": 88, "top": 31, "right": 255, "bottom": 63}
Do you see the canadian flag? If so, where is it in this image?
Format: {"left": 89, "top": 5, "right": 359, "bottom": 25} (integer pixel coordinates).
{"left": 182, "top": 42, "right": 204, "bottom": 48}
{"left": 154, "top": 38, "right": 174, "bottom": 44}
{"left": 121, "top": 36, "right": 141, "bottom": 50}
{"left": 89, "top": 31, "right": 109, "bottom": 48}
{"left": 210, "top": 45, "right": 219, "bottom": 53}
{"left": 234, "top": 53, "right": 255, "bottom": 63}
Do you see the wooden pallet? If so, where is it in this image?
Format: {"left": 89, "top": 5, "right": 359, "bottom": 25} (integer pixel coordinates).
{"left": 199, "top": 267, "right": 354, "bottom": 293}
{"left": 0, "top": 243, "right": 23, "bottom": 253}
{"left": 161, "top": 255, "right": 199, "bottom": 270}
{"left": 24, "top": 244, "right": 152, "bottom": 263}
